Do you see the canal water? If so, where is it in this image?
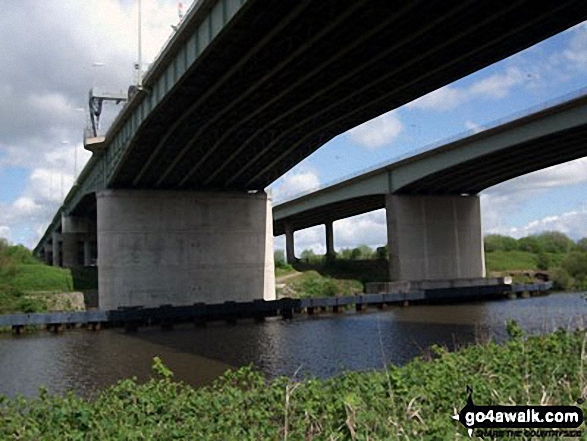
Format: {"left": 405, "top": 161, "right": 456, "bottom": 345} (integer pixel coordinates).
{"left": 0, "top": 292, "right": 585, "bottom": 398}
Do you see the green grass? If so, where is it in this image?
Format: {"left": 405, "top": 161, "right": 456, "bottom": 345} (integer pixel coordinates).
{"left": 0, "top": 325, "right": 584, "bottom": 439}
{"left": 485, "top": 250, "right": 538, "bottom": 272}
{"left": 3, "top": 264, "right": 74, "bottom": 292}
{"left": 275, "top": 264, "right": 296, "bottom": 278}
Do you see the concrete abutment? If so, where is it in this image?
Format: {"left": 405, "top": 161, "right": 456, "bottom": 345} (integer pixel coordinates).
{"left": 97, "top": 189, "right": 276, "bottom": 310}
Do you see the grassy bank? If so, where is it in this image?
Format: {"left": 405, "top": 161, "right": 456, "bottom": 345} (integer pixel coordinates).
{"left": 277, "top": 270, "right": 363, "bottom": 298}
{"left": 0, "top": 324, "right": 584, "bottom": 439}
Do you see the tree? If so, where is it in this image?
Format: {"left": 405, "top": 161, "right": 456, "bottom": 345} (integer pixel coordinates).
{"left": 300, "top": 249, "right": 316, "bottom": 262}
{"left": 376, "top": 245, "right": 388, "bottom": 260}
{"left": 274, "top": 249, "right": 286, "bottom": 267}
{"left": 576, "top": 237, "right": 587, "bottom": 252}
{"left": 484, "top": 234, "right": 518, "bottom": 252}
{"left": 350, "top": 248, "right": 362, "bottom": 260}
{"left": 536, "top": 252, "right": 551, "bottom": 271}
{"left": 561, "top": 252, "right": 587, "bottom": 281}
{"left": 550, "top": 267, "right": 574, "bottom": 291}
{"left": 535, "top": 231, "right": 574, "bottom": 254}
{"left": 518, "top": 236, "right": 544, "bottom": 254}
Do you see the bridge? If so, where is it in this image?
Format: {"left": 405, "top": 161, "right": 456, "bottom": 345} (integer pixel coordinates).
{"left": 33, "top": 0, "right": 587, "bottom": 309}
{"left": 273, "top": 92, "right": 587, "bottom": 281}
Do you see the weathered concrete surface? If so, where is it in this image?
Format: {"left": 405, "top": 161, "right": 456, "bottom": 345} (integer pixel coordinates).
{"left": 51, "top": 232, "right": 61, "bottom": 267}
{"left": 61, "top": 215, "right": 96, "bottom": 268}
{"left": 97, "top": 190, "right": 275, "bottom": 309}
{"left": 386, "top": 195, "right": 485, "bottom": 281}
{"left": 285, "top": 224, "right": 296, "bottom": 264}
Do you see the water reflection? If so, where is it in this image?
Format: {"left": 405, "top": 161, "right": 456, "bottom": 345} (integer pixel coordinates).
{"left": 0, "top": 293, "right": 584, "bottom": 397}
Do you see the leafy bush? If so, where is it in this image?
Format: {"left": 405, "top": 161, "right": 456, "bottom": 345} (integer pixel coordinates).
{"left": 550, "top": 267, "right": 574, "bottom": 291}
{"left": 287, "top": 271, "right": 362, "bottom": 298}
{"left": 535, "top": 231, "right": 574, "bottom": 254}
{"left": 562, "top": 252, "right": 587, "bottom": 279}
{"left": 517, "top": 235, "right": 544, "bottom": 253}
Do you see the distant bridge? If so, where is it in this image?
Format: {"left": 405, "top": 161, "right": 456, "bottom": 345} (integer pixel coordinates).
{"left": 33, "top": 0, "right": 587, "bottom": 309}
{"left": 273, "top": 92, "right": 587, "bottom": 281}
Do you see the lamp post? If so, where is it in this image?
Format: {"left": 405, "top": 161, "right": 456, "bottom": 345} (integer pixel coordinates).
{"left": 136, "top": 0, "right": 143, "bottom": 87}
{"left": 74, "top": 107, "right": 87, "bottom": 181}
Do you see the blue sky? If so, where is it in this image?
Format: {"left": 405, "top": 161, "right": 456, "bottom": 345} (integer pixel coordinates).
{"left": 0, "top": 2, "right": 586, "bottom": 253}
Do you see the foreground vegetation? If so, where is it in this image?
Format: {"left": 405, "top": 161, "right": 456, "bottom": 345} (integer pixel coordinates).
{"left": 0, "top": 325, "right": 584, "bottom": 439}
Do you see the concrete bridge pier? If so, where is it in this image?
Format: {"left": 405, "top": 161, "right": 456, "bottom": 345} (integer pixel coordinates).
{"left": 325, "top": 220, "right": 335, "bottom": 261}
{"left": 42, "top": 243, "right": 52, "bottom": 265}
{"left": 385, "top": 194, "right": 485, "bottom": 281}
{"left": 51, "top": 232, "right": 61, "bottom": 267}
{"left": 61, "top": 215, "right": 96, "bottom": 268}
{"left": 285, "top": 223, "right": 296, "bottom": 264}
{"left": 97, "top": 190, "right": 275, "bottom": 310}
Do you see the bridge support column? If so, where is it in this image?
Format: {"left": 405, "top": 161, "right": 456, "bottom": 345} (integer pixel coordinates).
{"left": 325, "top": 221, "right": 335, "bottom": 261}
{"left": 83, "top": 240, "right": 93, "bottom": 266}
{"left": 62, "top": 215, "right": 94, "bottom": 268}
{"left": 97, "top": 189, "right": 275, "bottom": 310}
{"left": 285, "top": 224, "right": 296, "bottom": 264}
{"left": 51, "top": 232, "right": 61, "bottom": 267}
{"left": 385, "top": 194, "right": 485, "bottom": 281}
{"left": 43, "top": 243, "right": 52, "bottom": 265}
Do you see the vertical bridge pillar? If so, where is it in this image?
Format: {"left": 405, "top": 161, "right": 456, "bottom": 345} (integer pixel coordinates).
{"left": 285, "top": 223, "right": 296, "bottom": 264}
{"left": 51, "top": 232, "right": 61, "bottom": 267}
{"left": 61, "top": 215, "right": 96, "bottom": 268}
{"left": 97, "top": 190, "right": 275, "bottom": 310}
{"left": 43, "top": 243, "right": 53, "bottom": 265}
{"left": 83, "top": 240, "right": 93, "bottom": 266}
{"left": 325, "top": 220, "right": 335, "bottom": 261}
{"left": 385, "top": 194, "right": 485, "bottom": 281}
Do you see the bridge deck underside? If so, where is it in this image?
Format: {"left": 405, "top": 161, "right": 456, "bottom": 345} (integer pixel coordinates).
{"left": 112, "top": 0, "right": 587, "bottom": 191}
{"left": 397, "top": 124, "right": 587, "bottom": 195}
{"left": 273, "top": 195, "right": 385, "bottom": 236}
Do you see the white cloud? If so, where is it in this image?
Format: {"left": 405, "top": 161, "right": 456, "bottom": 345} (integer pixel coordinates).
{"left": 274, "top": 210, "right": 388, "bottom": 255}
{"left": 407, "top": 86, "right": 463, "bottom": 111}
{"left": 495, "top": 207, "right": 587, "bottom": 240}
{"left": 0, "top": 226, "right": 11, "bottom": 242}
{"left": 294, "top": 225, "right": 326, "bottom": 255}
{"left": 407, "top": 68, "right": 527, "bottom": 112}
{"left": 564, "top": 23, "right": 587, "bottom": 69}
{"left": 347, "top": 111, "right": 403, "bottom": 149}
{"left": 334, "top": 210, "right": 387, "bottom": 249}
{"left": 468, "top": 68, "right": 526, "bottom": 99}
{"left": 0, "top": 0, "right": 193, "bottom": 247}
{"left": 485, "top": 157, "right": 587, "bottom": 197}
{"left": 481, "top": 157, "right": 587, "bottom": 237}
{"left": 464, "top": 120, "right": 485, "bottom": 134}
{"left": 271, "top": 170, "right": 320, "bottom": 202}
